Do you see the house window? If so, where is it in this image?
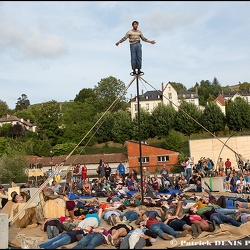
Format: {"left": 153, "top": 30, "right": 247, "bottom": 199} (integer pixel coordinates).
{"left": 138, "top": 157, "right": 149, "bottom": 163}
{"left": 168, "top": 87, "right": 171, "bottom": 91}
{"left": 135, "top": 104, "right": 141, "bottom": 111}
{"left": 146, "top": 103, "right": 149, "bottom": 110}
{"left": 168, "top": 93, "right": 172, "bottom": 99}
{"left": 146, "top": 96, "right": 149, "bottom": 99}
{"left": 157, "top": 156, "right": 169, "bottom": 162}
{"left": 157, "top": 95, "right": 161, "bottom": 99}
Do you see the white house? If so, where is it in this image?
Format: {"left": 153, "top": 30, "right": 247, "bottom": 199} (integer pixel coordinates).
{"left": 214, "top": 91, "right": 250, "bottom": 115}
{"left": 130, "top": 82, "right": 200, "bottom": 119}
{"left": 0, "top": 115, "right": 36, "bottom": 133}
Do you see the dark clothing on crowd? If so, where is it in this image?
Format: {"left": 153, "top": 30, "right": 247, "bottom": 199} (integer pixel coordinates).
{"left": 44, "top": 219, "right": 65, "bottom": 233}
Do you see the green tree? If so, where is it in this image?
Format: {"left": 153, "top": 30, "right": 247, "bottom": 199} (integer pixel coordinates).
{"left": 226, "top": 97, "right": 250, "bottom": 132}
{"left": 174, "top": 101, "right": 202, "bottom": 137}
{"left": 0, "top": 100, "right": 10, "bottom": 118}
{"left": 0, "top": 148, "right": 28, "bottom": 183}
{"left": 15, "top": 94, "right": 30, "bottom": 111}
{"left": 74, "top": 88, "right": 97, "bottom": 103}
{"left": 52, "top": 143, "right": 80, "bottom": 156}
{"left": 14, "top": 109, "right": 36, "bottom": 124}
{"left": 93, "top": 76, "right": 127, "bottom": 112}
{"left": 239, "top": 82, "right": 250, "bottom": 91}
{"left": 0, "top": 137, "right": 8, "bottom": 156}
{"left": 94, "top": 111, "right": 115, "bottom": 143}
{"left": 10, "top": 123, "right": 25, "bottom": 138}
{"left": 112, "top": 110, "right": 133, "bottom": 143}
{"left": 131, "top": 109, "right": 153, "bottom": 141}
{"left": 0, "top": 123, "right": 12, "bottom": 137}
{"left": 150, "top": 104, "right": 176, "bottom": 138}
{"left": 59, "top": 101, "right": 96, "bottom": 144}
{"left": 163, "top": 129, "right": 185, "bottom": 151}
{"left": 169, "top": 82, "right": 187, "bottom": 92}
{"left": 35, "top": 100, "right": 62, "bottom": 145}
{"left": 211, "top": 77, "right": 222, "bottom": 97}
{"left": 201, "top": 102, "right": 225, "bottom": 135}
{"left": 189, "top": 78, "right": 222, "bottom": 106}
{"left": 33, "top": 139, "right": 52, "bottom": 157}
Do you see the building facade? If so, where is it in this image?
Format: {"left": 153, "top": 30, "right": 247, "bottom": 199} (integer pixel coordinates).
{"left": 130, "top": 82, "right": 200, "bottom": 119}
{"left": 126, "top": 140, "right": 179, "bottom": 174}
{"left": 0, "top": 115, "right": 36, "bottom": 133}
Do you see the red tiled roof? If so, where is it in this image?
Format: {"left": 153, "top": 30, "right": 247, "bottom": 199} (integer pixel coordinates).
{"left": 0, "top": 115, "right": 33, "bottom": 126}
{"left": 26, "top": 153, "right": 128, "bottom": 167}
{"left": 214, "top": 95, "right": 226, "bottom": 106}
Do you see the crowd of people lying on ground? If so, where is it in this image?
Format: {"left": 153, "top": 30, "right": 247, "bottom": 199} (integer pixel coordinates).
{"left": 18, "top": 185, "right": 250, "bottom": 249}
{"left": 2, "top": 157, "right": 250, "bottom": 249}
{"left": 6, "top": 168, "right": 250, "bottom": 249}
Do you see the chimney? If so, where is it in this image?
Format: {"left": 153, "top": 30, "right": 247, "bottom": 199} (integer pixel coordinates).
{"left": 195, "top": 86, "right": 198, "bottom": 94}
{"left": 130, "top": 94, "right": 132, "bottom": 100}
{"left": 162, "top": 82, "right": 164, "bottom": 92}
{"left": 141, "top": 89, "right": 144, "bottom": 96}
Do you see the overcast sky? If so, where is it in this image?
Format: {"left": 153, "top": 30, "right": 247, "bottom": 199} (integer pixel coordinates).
{"left": 1, "top": 1, "right": 250, "bottom": 109}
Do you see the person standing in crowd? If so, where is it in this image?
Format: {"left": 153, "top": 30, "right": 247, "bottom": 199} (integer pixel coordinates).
{"left": 115, "top": 20, "right": 156, "bottom": 75}
{"left": 0, "top": 185, "right": 8, "bottom": 208}
{"left": 77, "top": 163, "right": 82, "bottom": 182}
{"left": 185, "top": 157, "right": 193, "bottom": 181}
{"left": 100, "top": 162, "right": 106, "bottom": 178}
{"left": 53, "top": 164, "right": 61, "bottom": 184}
{"left": 225, "top": 158, "right": 232, "bottom": 176}
{"left": 117, "top": 162, "right": 126, "bottom": 181}
{"left": 105, "top": 162, "right": 112, "bottom": 180}
{"left": 73, "top": 164, "right": 79, "bottom": 182}
{"left": 180, "top": 161, "right": 186, "bottom": 176}
{"left": 217, "top": 158, "right": 224, "bottom": 174}
{"left": 81, "top": 164, "right": 87, "bottom": 181}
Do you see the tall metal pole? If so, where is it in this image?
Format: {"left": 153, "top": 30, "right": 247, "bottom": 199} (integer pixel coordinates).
{"left": 50, "top": 148, "right": 53, "bottom": 172}
{"left": 136, "top": 74, "right": 144, "bottom": 204}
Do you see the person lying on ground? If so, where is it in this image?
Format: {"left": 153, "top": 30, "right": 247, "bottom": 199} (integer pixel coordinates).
{"left": 119, "top": 224, "right": 157, "bottom": 249}
{"left": 140, "top": 213, "right": 190, "bottom": 240}
{"left": 185, "top": 206, "right": 217, "bottom": 232}
{"left": 41, "top": 218, "right": 65, "bottom": 239}
{"left": 75, "top": 207, "right": 103, "bottom": 229}
{"left": 237, "top": 200, "right": 250, "bottom": 209}
{"left": 101, "top": 202, "right": 128, "bottom": 226}
{"left": 71, "top": 226, "right": 111, "bottom": 249}
{"left": 122, "top": 197, "right": 141, "bottom": 207}
{"left": 122, "top": 207, "right": 140, "bottom": 223}
{"left": 192, "top": 195, "right": 239, "bottom": 215}
{"left": 106, "top": 220, "right": 134, "bottom": 247}
{"left": 39, "top": 225, "right": 93, "bottom": 249}
{"left": 135, "top": 207, "right": 164, "bottom": 225}
{"left": 193, "top": 205, "right": 242, "bottom": 228}
{"left": 164, "top": 210, "right": 201, "bottom": 238}
{"left": 203, "top": 188, "right": 227, "bottom": 208}
{"left": 234, "top": 211, "right": 250, "bottom": 223}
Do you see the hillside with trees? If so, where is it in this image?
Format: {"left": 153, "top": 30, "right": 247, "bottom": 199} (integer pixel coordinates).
{"left": 0, "top": 76, "right": 250, "bottom": 182}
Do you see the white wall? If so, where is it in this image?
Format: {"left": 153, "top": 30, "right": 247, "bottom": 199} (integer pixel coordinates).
{"left": 189, "top": 136, "right": 250, "bottom": 169}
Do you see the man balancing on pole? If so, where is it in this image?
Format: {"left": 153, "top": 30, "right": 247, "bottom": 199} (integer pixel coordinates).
{"left": 115, "top": 21, "right": 156, "bottom": 75}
